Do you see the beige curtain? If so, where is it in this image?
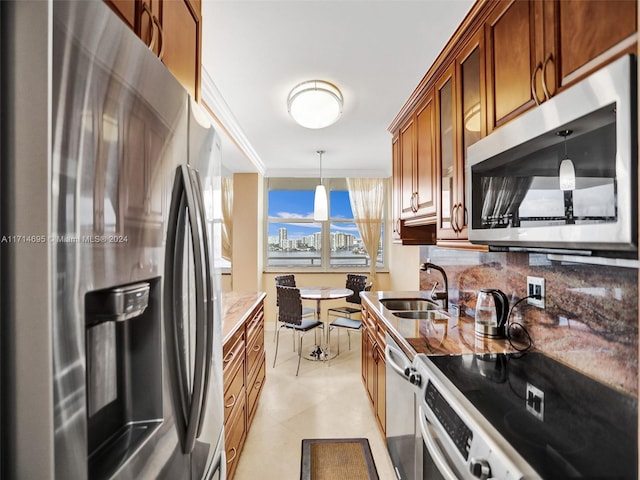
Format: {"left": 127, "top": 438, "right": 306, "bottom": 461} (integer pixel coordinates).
{"left": 346, "top": 178, "right": 386, "bottom": 287}
{"left": 221, "top": 177, "right": 233, "bottom": 261}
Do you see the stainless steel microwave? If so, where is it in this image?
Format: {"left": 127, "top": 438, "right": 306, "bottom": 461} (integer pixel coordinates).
{"left": 466, "top": 54, "right": 637, "bottom": 257}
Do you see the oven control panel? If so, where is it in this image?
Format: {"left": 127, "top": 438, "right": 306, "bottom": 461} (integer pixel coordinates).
{"left": 425, "top": 380, "right": 473, "bottom": 460}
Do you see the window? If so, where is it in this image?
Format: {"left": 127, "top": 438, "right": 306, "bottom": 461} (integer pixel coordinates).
{"left": 266, "top": 178, "right": 385, "bottom": 270}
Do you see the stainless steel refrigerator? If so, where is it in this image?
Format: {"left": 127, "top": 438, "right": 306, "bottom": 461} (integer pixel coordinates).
{"left": 1, "top": 1, "right": 225, "bottom": 478}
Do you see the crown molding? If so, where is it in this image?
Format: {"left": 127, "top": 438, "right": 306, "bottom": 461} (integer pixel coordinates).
{"left": 201, "top": 67, "right": 266, "bottom": 176}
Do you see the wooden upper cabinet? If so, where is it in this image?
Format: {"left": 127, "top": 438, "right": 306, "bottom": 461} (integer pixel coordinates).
{"left": 554, "top": 0, "right": 637, "bottom": 87}
{"left": 162, "top": 0, "right": 201, "bottom": 100}
{"left": 104, "top": 0, "right": 136, "bottom": 30}
{"left": 391, "top": 134, "right": 402, "bottom": 242}
{"left": 486, "top": 0, "right": 637, "bottom": 132}
{"left": 414, "top": 93, "right": 437, "bottom": 221}
{"left": 435, "top": 64, "right": 456, "bottom": 239}
{"left": 436, "top": 29, "right": 486, "bottom": 248}
{"left": 485, "top": 0, "right": 542, "bottom": 131}
{"left": 398, "top": 92, "right": 437, "bottom": 225}
{"left": 103, "top": 0, "right": 202, "bottom": 101}
{"left": 399, "top": 116, "right": 415, "bottom": 219}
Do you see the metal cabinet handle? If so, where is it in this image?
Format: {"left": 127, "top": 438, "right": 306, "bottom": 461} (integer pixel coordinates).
{"left": 412, "top": 192, "right": 419, "bottom": 213}
{"left": 541, "top": 53, "right": 553, "bottom": 101}
{"left": 463, "top": 205, "right": 468, "bottom": 229}
{"left": 226, "top": 447, "right": 237, "bottom": 464}
{"left": 141, "top": 3, "right": 156, "bottom": 52}
{"left": 531, "top": 62, "right": 544, "bottom": 106}
{"left": 451, "top": 204, "right": 459, "bottom": 233}
{"left": 225, "top": 394, "right": 236, "bottom": 409}
{"left": 153, "top": 15, "right": 165, "bottom": 61}
{"left": 253, "top": 344, "right": 261, "bottom": 352}
{"left": 223, "top": 351, "right": 235, "bottom": 364}
{"left": 394, "top": 218, "right": 401, "bottom": 234}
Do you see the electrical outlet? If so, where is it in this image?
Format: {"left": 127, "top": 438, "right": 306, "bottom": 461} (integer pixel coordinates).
{"left": 527, "top": 276, "right": 545, "bottom": 308}
{"left": 526, "top": 383, "right": 545, "bottom": 421}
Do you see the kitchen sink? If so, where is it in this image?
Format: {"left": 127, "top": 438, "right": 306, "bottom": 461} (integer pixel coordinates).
{"left": 392, "top": 310, "right": 448, "bottom": 321}
{"left": 379, "top": 298, "right": 439, "bottom": 311}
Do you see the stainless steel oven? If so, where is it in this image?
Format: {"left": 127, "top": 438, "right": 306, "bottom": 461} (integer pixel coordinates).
{"left": 466, "top": 54, "right": 637, "bottom": 257}
{"left": 411, "top": 352, "right": 637, "bottom": 480}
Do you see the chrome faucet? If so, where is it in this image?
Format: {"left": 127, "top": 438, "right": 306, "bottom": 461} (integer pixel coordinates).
{"left": 420, "top": 260, "right": 448, "bottom": 310}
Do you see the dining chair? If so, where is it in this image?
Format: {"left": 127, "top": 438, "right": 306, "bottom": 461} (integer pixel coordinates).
{"left": 327, "top": 275, "right": 372, "bottom": 355}
{"left": 274, "top": 275, "right": 315, "bottom": 343}
{"left": 327, "top": 274, "right": 368, "bottom": 321}
{"left": 273, "top": 285, "right": 324, "bottom": 376}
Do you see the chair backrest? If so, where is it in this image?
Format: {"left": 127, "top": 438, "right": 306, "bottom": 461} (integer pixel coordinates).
{"left": 275, "top": 274, "right": 296, "bottom": 287}
{"left": 276, "top": 285, "right": 303, "bottom": 326}
{"left": 275, "top": 275, "right": 297, "bottom": 307}
{"left": 345, "top": 274, "right": 367, "bottom": 304}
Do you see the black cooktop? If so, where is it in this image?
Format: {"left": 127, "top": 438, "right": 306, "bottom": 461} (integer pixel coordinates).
{"left": 428, "top": 353, "right": 638, "bottom": 479}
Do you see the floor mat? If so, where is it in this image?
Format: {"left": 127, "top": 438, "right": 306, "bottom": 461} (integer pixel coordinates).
{"left": 300, "top": 438, "right": 379, "bottom": 480}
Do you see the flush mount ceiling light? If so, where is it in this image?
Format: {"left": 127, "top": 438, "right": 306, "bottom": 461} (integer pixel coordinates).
{"left": 557, "top": 129, "right": 576, "bottom": 191}
{"left": 287, "top": 80, "right": 343, "bottom": 129}
{"left": 313, "top": 150, "right": 328, "bottom": 221}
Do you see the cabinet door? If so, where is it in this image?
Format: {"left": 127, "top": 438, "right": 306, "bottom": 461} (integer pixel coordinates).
{"left": 414, "top": 92, "right": 437, "bottom": 219}
{"left": 139, "top": 0, "right": 162, "bottom": 56}
{"left": 399, "top": 117, "right": 416, "bottom": 219}
{"left": 162, "top": 0, "right": 201, "bottom": 100}
{"left": 435, "top": 64, "right": 457, "bottom": 240}
{"left": 453, "top": 33, "right": 484, "bottom": 241}
{"left": 364, "top": 331, "right": 376, "bottom": 405}
{"left": 391, "top": 134, "right": 402, "bottom": 242}
{"left": 486, "top": 0, "right": 542, "bottom": 131}
{"left": 104, "top": 0, "right": 136, "bottom": 30}
{"left": 555, "top": 0, "right": 637, "bottom": 87}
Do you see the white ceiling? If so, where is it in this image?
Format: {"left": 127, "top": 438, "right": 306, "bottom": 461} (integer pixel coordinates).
{"left": 201, "top": 0, "right": 474, "bottom": 178}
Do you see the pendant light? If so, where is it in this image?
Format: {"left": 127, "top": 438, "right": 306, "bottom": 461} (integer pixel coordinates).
{"left": 557, "top": 129, "right": 576, "bottom": 191}
{"left": 313, "top": 150, "right": 328, "bottom": 221}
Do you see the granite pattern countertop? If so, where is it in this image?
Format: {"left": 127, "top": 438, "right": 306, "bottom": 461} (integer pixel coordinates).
{"left": 361, "top": 291, "right": 519, "bottom": 361}
{"left": 221, "top": 291, "right": 266, "bottom": 345}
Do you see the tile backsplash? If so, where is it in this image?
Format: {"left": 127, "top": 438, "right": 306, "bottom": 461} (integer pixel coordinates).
{"left": 420, "top": 246, "right": 638, "bottom": 396}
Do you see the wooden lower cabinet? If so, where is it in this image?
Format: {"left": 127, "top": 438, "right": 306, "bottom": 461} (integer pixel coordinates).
{"left": 361, "top": 305, "right": 386, "bottom": 435}
{"left": 224, "top": 390, "right": 247, "bottom": 480}
{"left": 222, "top": 300, "right": 266, "bottom": 480}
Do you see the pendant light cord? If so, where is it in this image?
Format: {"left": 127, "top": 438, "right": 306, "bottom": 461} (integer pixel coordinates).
{"left": 317, "top": 150, "right": 325, "bottom": 185}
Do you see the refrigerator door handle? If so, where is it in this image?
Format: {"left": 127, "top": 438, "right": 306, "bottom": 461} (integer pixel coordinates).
{"left": 164, "top": 165, "right": 208, "bottom": 454}
{"left": 188, "top": 167, "right": 215, "bottom": 439}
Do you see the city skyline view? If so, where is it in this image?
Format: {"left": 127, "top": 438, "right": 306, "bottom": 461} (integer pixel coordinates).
{"left": 267, "top": 187, "right": 382, "bottom": 266}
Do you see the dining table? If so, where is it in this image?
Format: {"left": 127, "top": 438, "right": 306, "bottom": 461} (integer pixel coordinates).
{"left": 298, "top": 286, "right": 353, "bottom": 361}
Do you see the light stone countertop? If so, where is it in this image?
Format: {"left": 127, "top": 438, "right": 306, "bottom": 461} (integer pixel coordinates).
{"left": 221, "top": 291, "right": 267, "bottom": 345}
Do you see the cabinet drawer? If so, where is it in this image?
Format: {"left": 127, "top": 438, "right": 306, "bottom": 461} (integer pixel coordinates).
{"left": 223, "top": 328, "right": 245, "bottom": 392}
{"left": 247, "top": 354, "right": 266, "bottom": 427}
{"left": 362, "top": 310, "right": 375, "bottom": 330}
{"left": 246, "top": 324, "right": 264, "bottom": 380}
{"left": 223, "top": 359, "right": 245, "bottom": 424}
{"left": 224, "top": 390, "right": 247, "bottom": 480}
{"left": 246, "top": 304, "right": 264, "bottom": 345}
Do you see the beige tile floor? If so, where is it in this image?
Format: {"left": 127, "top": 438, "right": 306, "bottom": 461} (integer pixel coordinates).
{"left": 233, "top": 323, "right": 397, "bottom": 480}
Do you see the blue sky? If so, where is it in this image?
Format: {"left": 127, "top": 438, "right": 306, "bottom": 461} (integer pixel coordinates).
{"left": 267, "top": 189, "right": 359, "bottom": 239}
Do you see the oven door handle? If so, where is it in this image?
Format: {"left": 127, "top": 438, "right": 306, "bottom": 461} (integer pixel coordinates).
{"left": 385, "top": 343, "right": 410, "bottom": 378}
{"left": 418, "top": 406, "right": 460, "bottom": 480}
